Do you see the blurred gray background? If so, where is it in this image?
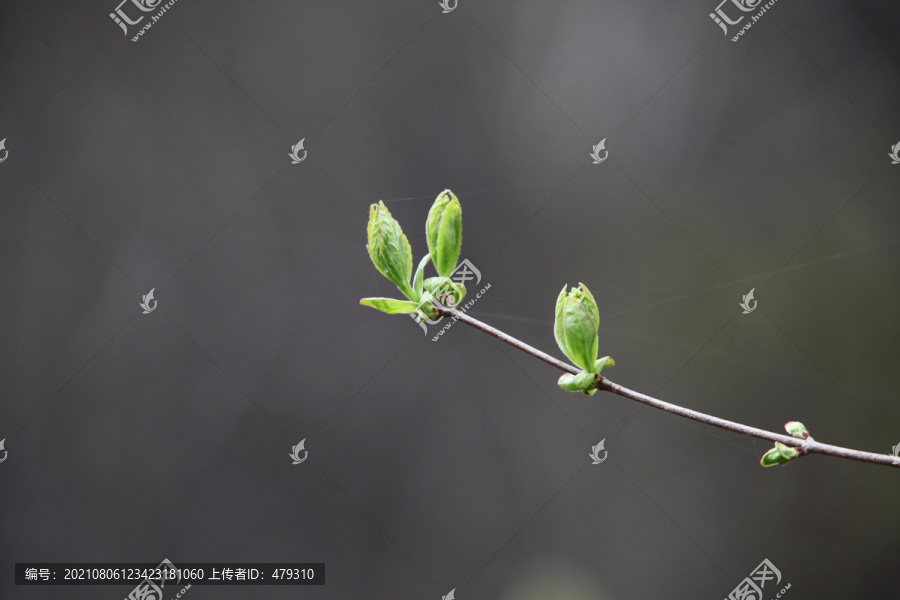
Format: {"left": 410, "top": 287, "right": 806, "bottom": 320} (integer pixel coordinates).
{"left": 2, "top": 0, "right": 900, "bottom": 598}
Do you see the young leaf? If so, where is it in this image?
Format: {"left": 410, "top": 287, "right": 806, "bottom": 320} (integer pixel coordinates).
{"left": 360, "top": 297, "right": 420, "bottom": 314}
{"left": 367, "top": 201, "right": 415, "bottom": 300}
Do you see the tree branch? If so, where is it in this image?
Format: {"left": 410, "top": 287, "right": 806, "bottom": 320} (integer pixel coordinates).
{"left": 436, "top": 306, "right": 899, "bottom": 468}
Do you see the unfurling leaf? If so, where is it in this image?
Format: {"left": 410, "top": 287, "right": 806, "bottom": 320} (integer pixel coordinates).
{"left": 593, "top": 356, "right": 615, "bottom": 373}
{"left": 413, "top": 254, "right": 431, "bottom": 298}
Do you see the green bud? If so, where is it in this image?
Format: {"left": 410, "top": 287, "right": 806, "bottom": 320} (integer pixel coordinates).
{"left": 777, "top": 442, "right": 801, "bottom": 460}
{"left": 558, "top": 371, "right": 598, "bottom": 395}
{"left": 554, "top": 283, "right": 600, "bottom": 372}
{"left": 760, "top": 447, "right": 788, "bottom": 467}
{"left": 426, "top": 190, "right": 462, "bottom": 278}
{"left": 785, "top": 421, "right": 808, "bottom": 439}
{"left": 760, "top": 442, "right": 800, "bottom": 467}
{"left": 367, "top": 201, "right": 415, "bottom": 300}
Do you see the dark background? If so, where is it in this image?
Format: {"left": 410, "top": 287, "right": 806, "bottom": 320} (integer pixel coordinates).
{"left": 2, "top": 0, "right": 900, "bottom": 598}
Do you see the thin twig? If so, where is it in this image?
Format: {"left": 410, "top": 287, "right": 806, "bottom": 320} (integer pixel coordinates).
{"left": 436, "top": 306, "right": 899, "bottom": 468}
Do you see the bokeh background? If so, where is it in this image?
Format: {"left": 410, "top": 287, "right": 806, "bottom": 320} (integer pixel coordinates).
{"left": 2, "top": 0, "right": 900, "bottom": 598}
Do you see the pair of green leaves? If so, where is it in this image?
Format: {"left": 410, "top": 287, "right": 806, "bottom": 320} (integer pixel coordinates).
{"left": 554, "top": 283, "right": 614, "bottom": 395}
{"left": 760, "top": 422, "right": 809, "bottom": 467}
{"left": 361, "top": 190, "right": 464, "bottom": 319}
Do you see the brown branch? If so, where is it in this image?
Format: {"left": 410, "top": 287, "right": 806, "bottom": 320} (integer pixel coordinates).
{"left": 436, "top": 306, "right": 899, "bottom": 468}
